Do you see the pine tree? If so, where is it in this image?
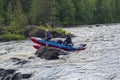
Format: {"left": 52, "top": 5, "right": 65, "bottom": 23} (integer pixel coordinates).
{"left": 0, "top": 0, "right": 4, "bottom": 25}
{"left": 7, "top": 0, "right": 28, "bottom": 34}
{"left": 30, "top": 0, "right": 56, "bottom": 26}
{"left": 15, "top": 0, "right": 28, "bottom": 26}
{"left": 56, "top": 0, "right": 76, "bottom": 26}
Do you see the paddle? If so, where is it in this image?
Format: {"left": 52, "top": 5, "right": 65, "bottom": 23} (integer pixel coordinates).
{"left": 46, "top": 40, "right": 48, "bottom": 47}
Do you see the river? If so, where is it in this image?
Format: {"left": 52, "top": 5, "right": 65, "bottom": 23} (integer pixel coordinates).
{"left": 0, "top": 24, "right": 120, "bottom": 80}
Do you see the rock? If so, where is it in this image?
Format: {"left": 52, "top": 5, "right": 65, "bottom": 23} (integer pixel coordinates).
{"left": 0, "top": 69, "right": 16, "bottom": 80}
{"left": 11, "top": 73, "right": 22, "bottom": 80}
{"left": 10, "top": 58, "right": 30, "bottom": 65}
{"left": 35, "top": 46, "right": 69, "bottom": 60}
{"left": 10, "top": 58, "right": 22, "bottom": 62}
{"left": 23, "top": 25, "right": 37, "bottom": 37}
{"left": 96, "top": 24, "right": 100, "bottom": 27}
{"left": 5, "top": 69, "right": 16, "bottom": 74}
{"left": 42, "top": 51, "right": 59, "bottom": 60}
{"left": 14, "top": 60, "right": 30, "bottom": 65}
{"left": 23, "top": 25, "right": 45, "bottom": 38}
{"left": 21, "top": 74, "right": 32, "bottom": 79}
{"left": 35, "top": 46, "right": 48, "bottom": 57}
{"left": 0, "top": 68, "right": 32, "bottom": 80}
{"left": 28, "top": 56, "right": 35, "bottom": 59}
{"left": 50, "top": 31, "right": 62, "bottom": 38}
{"left": 88, "top": 25, "right": 93, "bottom": 28}
{"left": 0, "top": 68, "right": 5, "bottom": 71}
{"left": 0, "top": 68, "right": 5, "bottom": 77}
{"left": 23, "top": 25, "right": 75, "bottom": 38}
{"left": 0, "top": 69, "right": 15, "bottom": 77}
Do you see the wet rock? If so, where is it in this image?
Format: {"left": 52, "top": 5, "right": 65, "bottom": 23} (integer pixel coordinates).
{"left": 88, "top": 25, "right": 93, "bottom": 28}
{"left": 5, "top": 69, "right": 16, "bottom": 74}
{"left": 10, "top": 58, "right": 22, "bottom": 62}
{"left": 11, "top": 73, "right": 22, "bottom": 80}
{"left": 14, "top": 60, "right": 30, "bottom": 65}
{"left": 0, "top": 68, "right": 5, "bottom": 76}
{"left": 0, "top": 69, "right": 16, "bottom": 77}
{"left": 0, "top": 68, "right": 32, "bottom": 80}
{"left": 35, "top": 46, "right": 69, "bottom": 60}
{"left": 43, "top": 51, "right": 59, "bottom": 60}
{"left": 21, "top": 73, "right": 32, "bottom": 79}
{"left": 10, "top": 58, "right": 30, "bottom": 65}
{"left": 35, "top": 46, "right": 48, "bottom": 57}
{"left": 0, "top": 69, "right": 16, "bottom": 80}
{"left": 28, "top": 56, "right": 35, "bottom": 59}
{"left": 96, "top": 24, "right": 100, "bottom": 27}
{"left": 0, "top": 68, "right": 5, "bottom": 71}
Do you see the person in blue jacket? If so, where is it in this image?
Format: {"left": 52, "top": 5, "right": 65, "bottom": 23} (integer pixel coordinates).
{"left": 45, "top": 29, "right": 51, "bottom": 41}
{"left": 63, "top": 32, "right": 73, "bottom": 46}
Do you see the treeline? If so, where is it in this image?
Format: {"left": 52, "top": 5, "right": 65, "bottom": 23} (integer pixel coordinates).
{"left": 0, "top": 0, "right": 120, "bottom": 27}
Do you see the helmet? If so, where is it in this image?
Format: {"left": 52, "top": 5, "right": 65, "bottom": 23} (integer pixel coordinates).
{"left": 45, "top": 29, "right": 48, "bottom": 32}
{"left": 65, "top": 32, "right": 69, "bottom": 35}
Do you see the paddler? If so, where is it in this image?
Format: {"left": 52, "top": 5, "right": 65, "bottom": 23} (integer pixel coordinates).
{"left": 63, "top": 32, "right": 73, "bottom": 46}
{"left": 45, "top": 29, "right": 51, "bottom": 41}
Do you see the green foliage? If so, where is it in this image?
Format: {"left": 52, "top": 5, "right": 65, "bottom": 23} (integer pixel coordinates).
{"left": 36, "top": 25, "right": 66, "bottom": 33}
{"left": 7, "top": 21, "right": 23, "bottom": 34}
{"left": 7, "top": 0, "right": 28, "bottom": 26}
{"left": 47, "top": 26, "right": 66, "bottom": 33}
{"left": 1, "top": 0, "right": 120, "bottom": 27}
{"left": 30, "top": 0, "right": 56, "bottom": 25}
{"left": 0, "top": 34, "right": 25, "bottom": 41}
{"left": 55, "top": 0, "right": 76, "bottom": 26}
{"left": 0, "top": 0, "right": 4, "bottom": 25}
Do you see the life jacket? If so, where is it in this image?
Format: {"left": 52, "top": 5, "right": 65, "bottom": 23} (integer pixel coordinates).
{"left": 46, "top": 32, "right": 51, "bottom": 39}
{"left": 65, "top": 35, "right": 72, "bottom": 43}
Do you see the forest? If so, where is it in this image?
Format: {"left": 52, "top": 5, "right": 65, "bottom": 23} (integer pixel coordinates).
{"left": 0, "top": 0, "right": 120, "bottom": 40}
{"left": 0, "top": 0, "right": 120, "bottom": 27}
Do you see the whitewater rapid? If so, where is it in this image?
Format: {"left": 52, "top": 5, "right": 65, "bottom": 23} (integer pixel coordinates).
{"left": 0, "top": 24, "right": 120, "bottom": 80}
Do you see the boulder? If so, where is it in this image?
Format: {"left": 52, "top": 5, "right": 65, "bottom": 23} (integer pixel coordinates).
{"left": 23, "top": 25, "right": 75, "bottom": 38}
{"left": 35, "top": 46, "right": 69, "bottom": 60}
{"left": 23, "top": 25, "right": 45, "bottom": 38}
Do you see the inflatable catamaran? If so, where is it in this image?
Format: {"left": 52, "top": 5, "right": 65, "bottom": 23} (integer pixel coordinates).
{"left": 30, "top": 37, "right": 86, "bottom": 51}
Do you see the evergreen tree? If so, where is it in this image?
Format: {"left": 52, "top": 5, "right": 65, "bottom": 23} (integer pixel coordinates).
{"left": 0, "top": 0, "right": 4, "bottom": 25}
{"left": 94, "top": 0, "right": 106, "bottom": 23}
{"left": 113, "top": 0, "right": 120, "bottom": 22}
{"left": 74, "top": 0, "right": 96, "bottom": 24}
{"left": 15, "top": 0, "right": 28, "bottom": 26}
{"left": 30, "top": 0, "right": 56, "bottom": 25}
{"left": 56, "top": 0, "right": 76, "bottom": 26}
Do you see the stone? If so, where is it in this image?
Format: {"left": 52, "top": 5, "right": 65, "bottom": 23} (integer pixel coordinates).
{"left": 21, "top": 74, "right": 32, "bottom": 79}
{"left": 35, "top": 46, "right": 69, "bottom": 60}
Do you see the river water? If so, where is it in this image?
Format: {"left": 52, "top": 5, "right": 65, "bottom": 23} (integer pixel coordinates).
{"left": 0, "top": 24, "right": 120, "bottom": 80}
